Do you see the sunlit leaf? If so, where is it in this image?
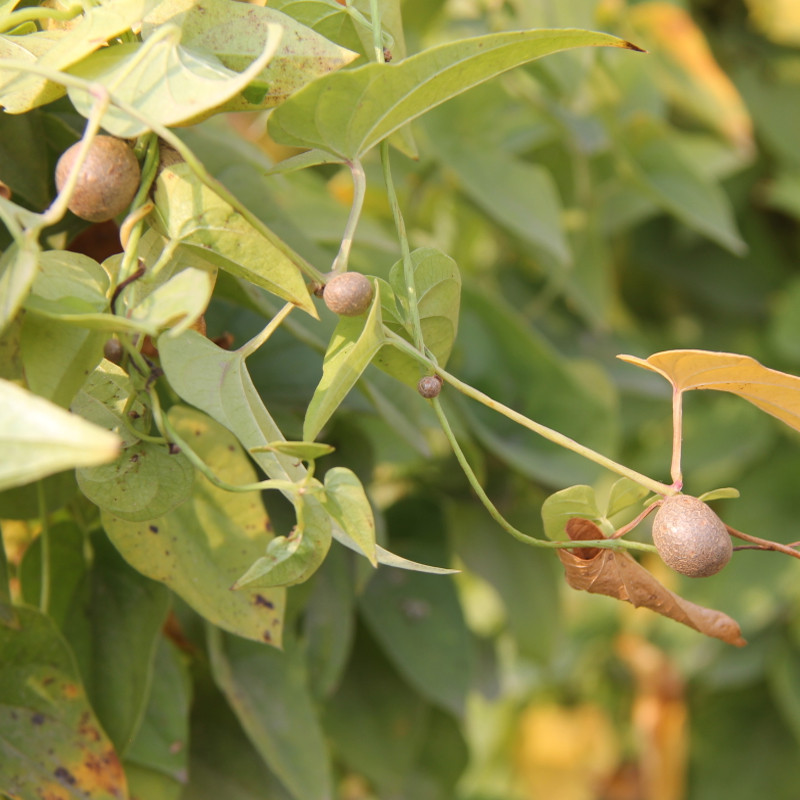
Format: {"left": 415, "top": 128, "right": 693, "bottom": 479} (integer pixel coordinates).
{"left": 0, "top": 0, "right": 161, "bottom": 112}
{"left": 67, "top": 24, "right": 281, "bottom": 136}
{"left": 321, "top": 466, "right": 377, "bottom": 566}
{"left": 269, "top": 28, "right": 643, "bottom": 160}
{"left": 0, "top": 234, "right": 38, "bottom": 336}
{"left": 142, "top": 0, "right": 358, "bottom": 112}
{"left": 0, "top": 605, "right": 128, "bottom": 799}
{"left": 374, "top": 248, "right": 461, "bottom": 386}
{"left": 0, "top": 377, "right": 121, "bottom": 491}
{"left": 208, "top": 628, "right": 333, "bottom": 800}
{"left": 606, "top": 478, "right": 650, "bottom": 519}
{"left": 541, "top": 484, "right": 602, "bottom": 540}
{"left": 78, "top": 439, "right": 194, "bottom": 522}
{"left": 618, "top": 349, "right": 800, "bottom": 433}
{"left": 101, "top": 406, "right": 286, "bottom": 646}
{"left": 558, "top": 518, "right": 746, "bottom": 646}
{"left": 150, "top": 164, "right": 316, "bottom": 315}
{"left": 233, "top": 495, "right": 332, "bottom": 588}
{"left": 744, "top": 0, "right": 800, "bottom": 47}
{"left": 21, "top": 315, "right": 105, "bottom": 408}
{"left": 251, "top": 441, "right": 335, "bottom": 460}
{"left": 303, "top": 282, "right": 384, "bottom": 441}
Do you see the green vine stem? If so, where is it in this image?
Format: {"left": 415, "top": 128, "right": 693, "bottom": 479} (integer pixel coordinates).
{"left": 386, "top": 329, "right": 674, "bottom": 497}
{"left": 36, "top": 480, "right": 51, "bottom": 613}
{"left": 431, "top": 397, "right": 658, "bottom": 554}
{"left": 670, "top": 385, "right": 684, "bottom": 489}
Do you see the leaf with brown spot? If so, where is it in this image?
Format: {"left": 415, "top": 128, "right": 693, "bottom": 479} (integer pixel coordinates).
{"left": 558, "top": 519, "right": 746, "bottom": 647}
{"left": 0, "top": 606, "right": 128, "bottom": 799}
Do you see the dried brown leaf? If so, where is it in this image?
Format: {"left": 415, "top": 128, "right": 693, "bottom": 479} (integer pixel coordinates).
{"left": 618, "top": 349, "right": 800, "bottom": 433}
{"left": 559, "top": 519, "right": 746, "bottom": 646}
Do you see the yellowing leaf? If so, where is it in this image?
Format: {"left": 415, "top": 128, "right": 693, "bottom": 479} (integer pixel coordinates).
{"left": 629, "top": 2, "right": 753, "bottom": 151}
{"left": 745, "top": 0, "right": 800, "bottom": 47}
{"left": 618, "top": 349, "right": 800, "bottom": 433}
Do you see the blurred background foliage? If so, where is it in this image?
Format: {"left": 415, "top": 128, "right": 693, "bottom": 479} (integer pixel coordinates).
{"left": 3, "top": 0, "right": 800, "bottom": 798}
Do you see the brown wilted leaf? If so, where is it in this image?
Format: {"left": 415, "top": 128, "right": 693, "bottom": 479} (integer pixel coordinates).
{"left": 618, "top": 349, "right": 800, "bottom": 434}
{"left": 559, "top": 519, "right": 746, "bottom": 647}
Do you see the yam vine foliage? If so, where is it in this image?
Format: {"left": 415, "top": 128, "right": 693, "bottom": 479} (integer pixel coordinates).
{"left": 2, "top": 1, "right": 800, "bottom": 799}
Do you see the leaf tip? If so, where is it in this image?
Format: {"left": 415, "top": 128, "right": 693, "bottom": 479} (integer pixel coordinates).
{"left": 620, "top": 40, "right": 647, "bottom": 53}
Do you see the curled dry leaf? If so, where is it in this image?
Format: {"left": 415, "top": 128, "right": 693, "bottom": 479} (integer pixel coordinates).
{"left": 558, "top": 518, "right": 746, "bottom": 647}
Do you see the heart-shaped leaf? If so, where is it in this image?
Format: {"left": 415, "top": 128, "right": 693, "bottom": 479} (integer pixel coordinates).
{"left": 101, "top": 405, "right": 286, "bottom": 646}
{"left": 304, "top": 282, "right": 385, "bottom": 441}
{"left": 0, "top": 0, "right": 161, "bottom": 112}
{"left": 321, "top": 467, "right": 377, "bottom": 566}
{"left": 269, "top": 28, "right": 643, "bottom": 160}
{"left": 619, "top": 349, "right": 800, "bottom": 433}
{"left": 142, "top": 0, "right": 358, "bottom": 112}
{"left": 68, "top": 23, "right": 280, "bottom": 136}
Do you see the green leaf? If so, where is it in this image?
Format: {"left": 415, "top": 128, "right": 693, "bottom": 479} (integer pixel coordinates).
{"left": 0, "top": 605, "right": 127, "bottom": 800}
{"left": 67, "top": 25, "right": 281, "bottom": 137}
{"left": 0, "top": 377, "right": 121, "bottom": 491}
{"left": 303, "top": 544, "right": 355, "bottom": 700}
{"left": 620, "top": 117, "right": 746, "bottom": 255}
{"left": 268, "top": 28, "right": 643, "bottom": 159}
{"left": 374, "top": 247, "right": 461, "bottom": 385}
{"left": 208, "top": 628, "right": 333, "bottom": 800}
{"left": 101, "top": 405, "right": 286, "bottom": 646}
{"left": 232, "top": 495, "right": 332, "bottom": 588}
{"left": 68, "top": 533, "right": 170, "bottom": 755}
{"left": 268, "top": 0, "right": 364, "bottom": 54}
{"left": 425, "top": 112, "right": 569, "bottom": 266}
{"left": 125, "top": 764, "right": 182, "bottom": 800}
{"left": 125, "top": 636, "right": 191, "bottom": 784}
{"left": 150, "top": 164, "right": 316, "bottom": 315}
{"left": 0, "top": 524, "right": 14, "bottom": 630}
{"left": 78, "top": 439, "right": 195, "bottom": 522}
{"left": 303, "top": 281, "right": 385, "bottom": 441}
{"left": 0, "top": 234, "right": 38, "bottom": 336}
{"left": 0, "top": 0, "right": 162, "bottom": 111}
{"left": 20, "top": 315, "right": 105, "bottom": 408}
{"left": 19, "top": 521, "right": 87, "bottom": 631}
{"left": 141, "top": 0, "right": 358, "bottom": 112}
{"left": 359, "top": 513, "right": 472, "bottom": 716}
{"left": 0, "top": 110, "right": 50, "bottom": 209}
{"left": 451, "top": 503, "right": 560, "bottom": 662}
{"left": 606, "top": 477, "right": 650, "bottom": 519}
{"left": 323, "top": 626, "right": 429, "bottom": 796}
{"left": 158, "top": 330, "right": 306, "bottom": 484}
{"left": 251, "top": 440, "right": 335, "bottom": 460}
{"left": 24, "top": 250, "right": 109, "bottom": 317}
{"left": 182, "top": 676, "right": 293, "bottom": 800}
{"left": 0, "top": 29, "right": 65, "bottom": 112}
{"left": 541, "top": 484, "right": 601, "bottom": 540}
{"left": 321, "top": 466, "right": 377, "bottom": 566}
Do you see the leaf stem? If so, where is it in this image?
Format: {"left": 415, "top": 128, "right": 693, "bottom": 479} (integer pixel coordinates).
{"left": 431, "top": 397, "right": 657, "bottom": 554}
{"left": 238, "top": 302, "right": 295, "bottom": 358}
{"left": 670, "top": 386, "right": 684, "bottom": 489}
{"left": 330, "top": 159, "right": 366, "bottom": 275}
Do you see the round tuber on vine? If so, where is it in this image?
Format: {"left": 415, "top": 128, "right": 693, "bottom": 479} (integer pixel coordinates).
{"left": 652, "top": 494, "right": 732, "bottom": 577}
{"left": 55, "top": 135, "right": 141, "bottom": 222}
